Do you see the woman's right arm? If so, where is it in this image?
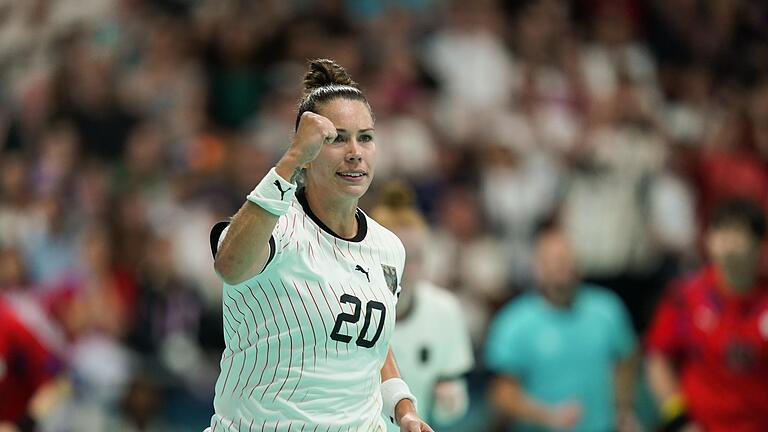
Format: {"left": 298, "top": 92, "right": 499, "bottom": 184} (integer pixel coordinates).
{"left": 213, "top": 197, "right": 283, "bottom": 285}
{"left": 214, "top": 112, "right": 337, "bottom": 284}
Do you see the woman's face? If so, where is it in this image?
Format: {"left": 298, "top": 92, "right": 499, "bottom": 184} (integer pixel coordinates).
{"left": 305, "top": 98, "right": 376, "bottom": 201}
{"left": 393, "top": 225, "right": 427, "bottom": 287}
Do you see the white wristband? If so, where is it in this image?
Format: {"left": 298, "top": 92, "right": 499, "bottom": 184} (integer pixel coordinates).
{"left": 381, "top": 378, "right": 417, "bottom": 426}
{"left": 246, "top": 167, "right": 297, "bottom": 216}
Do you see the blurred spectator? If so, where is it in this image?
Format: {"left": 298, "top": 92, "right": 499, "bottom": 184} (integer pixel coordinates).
{"left": 371, "top": 183, "right": 474, "bottom": 429}
{"left": 104, "top": 374, "right": 176, "bottom": 432}
{"left": 476, "top": 115, "right": 562, "bottom": 286}
{"left": 119, "top": 15, "right": 205, "bottom": 143}
{"left": 646, "top": 199, "right": 768, "bottom": 432}
{"left": 561, "top": 78, "right": 671, "bottom": 331}
{"left": 201, "top": 2, "right": 271, "bottom": 130}
{"left": 485, "top": 222, "right": 638, "bottom": 432}
{"left": 0, "top": 154, "right": 39, "bottom": 248}
{"left": 20, "top": 195, "right": 79, "bottom": 286}
{"left": 58, "top": 225, "right": 136, "bottom": 338}
{"left": 0, "top": 247, "right": 65, "bottom": 355}
{"left": 695, "top": 108, "right": 768, "bottom": 219}
{"left": 125, "top": 234, "right": 220, "bottom": 398}
{"left": 53, "top": 28, "right": 137, "bottom": 161}
{"left": 0, "top": 296, "right": 61, "bottom": 428}
{"left": 427, "top": 185, "right": 510, "bottom": 345}
{"left": 425, "top": 0, "right": 516, "bottom": 140}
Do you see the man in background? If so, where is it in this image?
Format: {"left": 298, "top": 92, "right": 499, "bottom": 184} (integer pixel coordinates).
{"left": 646, "top": 199, "right": 768, "bottom": 432}
{"left": 485, "top": 222, "right": 638, "bottom": 432}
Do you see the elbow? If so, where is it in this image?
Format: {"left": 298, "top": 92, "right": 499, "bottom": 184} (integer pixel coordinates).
{"left": 214, "top": 255, "right": 243, "bottom": 285}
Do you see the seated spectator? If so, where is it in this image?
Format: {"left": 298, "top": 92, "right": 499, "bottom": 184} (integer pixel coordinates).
{"left": 646, "top": 199, "right": 768, "bottom": 432}
{"left": 485, "top": 222, "right": 638, "bottom": 432}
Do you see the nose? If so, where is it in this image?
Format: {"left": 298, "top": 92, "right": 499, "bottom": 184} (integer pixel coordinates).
{"left": 346, "top": 139, "right": 362, "bottom": 163}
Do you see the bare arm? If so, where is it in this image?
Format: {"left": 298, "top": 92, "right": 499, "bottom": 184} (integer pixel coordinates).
{"left": 646, "top": 351, "right": 681, "bottom": 407}
{"left": 615, "top": 352, "right": 641, "bottom": 432}
{"left": 647, "top": 352, "right": 702, "bottom": 431}
{"left": 214, "top": 112, "right": 337, "bottom": 284}
{"left": 381, "top": 348, "right": 434, "bottom": 432}
{"left": 490, "top": 375, "right": 580, "bottom": 429}
{"left": 380, "top": 348, "right": 414, "bottom": 423}
{"left": 213, "top": 200, "right": 282, "bottom": 285}
{"left": 490, "top": 376, "right": 550, "bottom": 425}
{"left": 615, "top": 351, "right": 637, "bottom": 413}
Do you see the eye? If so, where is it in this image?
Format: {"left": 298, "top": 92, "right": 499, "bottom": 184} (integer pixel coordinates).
{"left": 334, "top": 134, "right": 346, "bottom": 143}
{"left": 359, "top": 134, "right": 373, "bottom": 143}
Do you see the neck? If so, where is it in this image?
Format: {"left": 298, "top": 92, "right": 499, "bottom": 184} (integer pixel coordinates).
{"left": 540, "top": 285, "right": 574, "bottom": 309}
{"left": 718, "top": 266, "right": 756, "bottom": 295}
{"left": 305, "top": 186, "right": 359, "bottom": 239}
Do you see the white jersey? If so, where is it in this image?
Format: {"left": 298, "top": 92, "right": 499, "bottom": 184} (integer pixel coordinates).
{"left": 209, "top": 189, "right": 404, "bottom": 432}
{"left": 386, "top": 282, "right": 474, "bottom": 431}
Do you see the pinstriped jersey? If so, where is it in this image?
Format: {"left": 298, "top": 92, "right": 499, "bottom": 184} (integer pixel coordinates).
{"left": 209, "top": 189, "right": 404, "bottom": 432}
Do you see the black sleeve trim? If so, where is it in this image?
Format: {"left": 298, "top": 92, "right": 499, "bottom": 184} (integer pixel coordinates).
{"left": 210, "top": 221, "right": 231, "bottom": 259}
{"left": 261, "top": 236, "right": 276, "bottom": 273}
{"left": 436, "top": 370, "right": 472, "bottom": 383}
{"left": 210, "top": 221, "right": 276, "bottom": 275}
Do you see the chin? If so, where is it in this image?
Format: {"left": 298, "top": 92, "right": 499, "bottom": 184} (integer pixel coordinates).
{"left": 335, "top": 178, "right": 372, "bottom": 198}
{"left": 341, "top": 183, "right": 371, "bottom": 199}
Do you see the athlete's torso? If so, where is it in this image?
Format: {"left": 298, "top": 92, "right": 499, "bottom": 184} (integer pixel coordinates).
{"left": 211, "top": 191, "right": 404, "bottom": 431}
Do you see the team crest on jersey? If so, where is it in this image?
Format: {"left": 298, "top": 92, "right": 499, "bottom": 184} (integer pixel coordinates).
{"left": 381, "top": 265, "right": 398, "bottom": 294}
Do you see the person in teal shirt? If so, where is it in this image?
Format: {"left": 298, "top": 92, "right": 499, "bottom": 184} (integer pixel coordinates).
{"left": 485, "top": 223, "right": 638, "bottom": 432}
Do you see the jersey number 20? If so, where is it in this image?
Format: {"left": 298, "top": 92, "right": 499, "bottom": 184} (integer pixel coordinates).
{"left": 330, "top": 294, "right": 386, "bottom": 348}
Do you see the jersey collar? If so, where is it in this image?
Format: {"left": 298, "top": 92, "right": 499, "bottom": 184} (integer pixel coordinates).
{"left": 297, "top": 188, "right": 368, "bottom": 242}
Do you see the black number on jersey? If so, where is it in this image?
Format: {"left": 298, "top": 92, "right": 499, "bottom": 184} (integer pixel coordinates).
{"left": 329, "top": 294, "right": 386, "bottom": 348}
{"left": 329, "top": 294, "right": 361, "bottom": 343}
{"left": 356, "top": 301, "right": 386, "bottom": 348}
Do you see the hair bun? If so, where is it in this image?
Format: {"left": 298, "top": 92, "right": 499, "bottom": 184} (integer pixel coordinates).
{"left": 379, "top": 181, "right": 414, "bottom": 210}
{"left": 302, "top": 59, "right": 358, "bottom": 97}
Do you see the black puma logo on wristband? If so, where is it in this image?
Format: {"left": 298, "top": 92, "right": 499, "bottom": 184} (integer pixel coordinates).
{"left": 274, "top": 180, "right": 291, "bottom": 200}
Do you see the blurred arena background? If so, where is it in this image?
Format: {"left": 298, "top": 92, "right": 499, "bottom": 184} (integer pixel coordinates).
{"left": 0, "top": 0, "right": 767, "bottom": 431}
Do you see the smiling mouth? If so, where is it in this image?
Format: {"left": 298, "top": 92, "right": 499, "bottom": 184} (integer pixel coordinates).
{"left": 336, "top": 171, "right": 367, "bottom": 180}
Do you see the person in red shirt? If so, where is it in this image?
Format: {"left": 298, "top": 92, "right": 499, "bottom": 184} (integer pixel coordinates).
{"left": 646, "top": 198, "right": 768, "bottom": 432}
{"left": 0, "top": 298, "right": 60, "bottom": 431}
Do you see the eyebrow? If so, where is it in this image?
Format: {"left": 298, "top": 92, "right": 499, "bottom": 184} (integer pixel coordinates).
{"left": 335, "top": 128, "right": 375, "bottom": 133}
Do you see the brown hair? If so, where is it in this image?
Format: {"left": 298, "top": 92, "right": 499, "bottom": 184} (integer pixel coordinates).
{"left": 370, "top": 181, "right": 427, "bottom": 231}
{"left": 295, "top": 59, "right": 372, "bottom": 131}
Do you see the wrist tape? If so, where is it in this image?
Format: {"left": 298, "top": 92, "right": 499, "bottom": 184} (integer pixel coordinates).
{"left": 381, "top": 377, "right": 417, "bottom": 426}
{"left": 246, "top": 167, "right": 297, "bottom": 216}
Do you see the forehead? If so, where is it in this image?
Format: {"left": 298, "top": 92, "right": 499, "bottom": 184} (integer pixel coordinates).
{"left": 536, "top": 231, "right": 571, "bottom": 252}
{"left": 315, "top": 98, "right": 373, "bottom": 130}
{"left": 709, "top": 222, "right": 754, "bottom": 238}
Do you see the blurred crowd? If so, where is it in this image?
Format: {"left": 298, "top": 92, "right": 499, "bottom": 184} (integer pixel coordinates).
{"left": 0, "top": 0, "right": 767, "bottom": 430}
